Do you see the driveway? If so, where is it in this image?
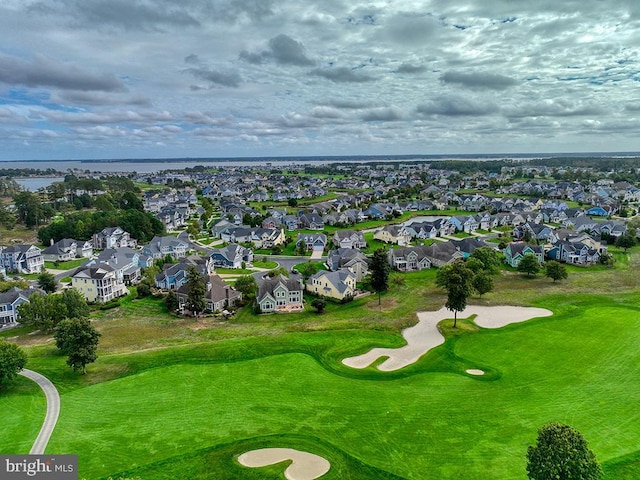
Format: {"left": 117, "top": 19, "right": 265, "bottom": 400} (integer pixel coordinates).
{"left": 19, "top": 369, "right": 60, "bottom": 454}
{"left": 309, "top": 249, "right": 324, "bottom": 260}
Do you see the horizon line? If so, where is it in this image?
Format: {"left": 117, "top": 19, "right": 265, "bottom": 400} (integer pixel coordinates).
{"left": 2, "top": 150, "right": 640, "bottom": 163}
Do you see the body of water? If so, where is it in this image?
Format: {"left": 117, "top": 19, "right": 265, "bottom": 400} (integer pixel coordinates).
{"left": 403, "top": 216, "right": 449, "bottom": 225}
{"left": 15, "top": 177, "right": 65, "bottom": 192}
{"left": 0, "top": 159, "right": 319, "bottom": 174}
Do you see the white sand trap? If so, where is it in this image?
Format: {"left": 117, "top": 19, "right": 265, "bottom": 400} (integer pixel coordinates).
{"left": 238, "top": 448, "right": 330, "bottom": 480}
{"left": 466, "top": 369, "right": 485, "bottom": 376}
{"left": 342, "top": 305, "right": 553, "bottom": 372}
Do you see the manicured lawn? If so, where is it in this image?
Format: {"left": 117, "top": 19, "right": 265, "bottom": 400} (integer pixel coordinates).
{"left": 44, "top": 258, "right": 86, "bottom": 270}
{"left": 362, "top": 232, "right": 389, "bottom": 253}
{"left": 15, "top": 295, "right": 640, "bottom": 479}
{"left": 252, "top": 259, "right": 278, "bottom": 269}
{"left": 4, "top": 251, "right": 640, "bottom": 479}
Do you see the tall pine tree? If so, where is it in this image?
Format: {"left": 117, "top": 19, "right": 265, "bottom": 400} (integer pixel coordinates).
{"left": 185, "top": 266, "right": 207, "bottom": 316}
{"left": 369, "top": 248, "right": 390, "bottom": 305}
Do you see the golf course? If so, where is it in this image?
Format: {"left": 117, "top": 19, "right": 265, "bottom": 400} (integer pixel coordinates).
{"left": 2, "top": 249, "right": 640, "bottom": 479}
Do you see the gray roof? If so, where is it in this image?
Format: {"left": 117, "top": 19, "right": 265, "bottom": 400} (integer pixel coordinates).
{"left": 257, "top": 274, "right": 302, "bottom": 301}
{"left": 308, "top": 269, "right": 355, "bottom": 295}
{"left": 0, "top": 286, "right": 43, "bottom": 305}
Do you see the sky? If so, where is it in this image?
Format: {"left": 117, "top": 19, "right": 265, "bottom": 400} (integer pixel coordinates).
{"left": 1, "top": 1, "right": 640, "bottom": 161}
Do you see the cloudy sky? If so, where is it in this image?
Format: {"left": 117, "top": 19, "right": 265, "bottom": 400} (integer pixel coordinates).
{"left": 1, "top": 0, "right": 640, "bottom": 160}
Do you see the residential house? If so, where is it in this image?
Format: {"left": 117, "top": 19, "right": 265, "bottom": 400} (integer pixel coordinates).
{"left": 450, "top": 215, "right": 479, "bottom": 233}
{"left": 177, "top": 274, "right": 242, "bottom": 313}
{"left": 261, "top": 216, "right": 281, "bottom": 229}
{"left": 373, "top": 225, "right": 412, "bottom": 246}
{"left": 422, "top": 241, "right": 466, "bottom": 267}
{"left": 473, "top": 212, "right": 494, "bottom": 231}
{"left": 143, "top": 236, "right": 188, "bottom": 260}
{"left": 257, "top": 275, "right": 304, "bottom": 313}
{"left": 0, "top": 245, "right": 44, "bottom": 274}
{"left": 210, "top": 219, "right": 236, "bottom": 238}
{"left": 546, "top": 240, "right": 601, "bottom": 266}
{"left": 514, "top": 222, "right": 556, "bottom": 243}
{"left": 504, "top": 243, "right": 545, "bottom": 268}
{"left": 72, "top": 264, "right": 128, "bottom": 303}
{"left": 597, "top": 221, "right": 627, "bottom": 239}
{"left": 298, "top": 212, "right": 325, "bottom": 230}
{"left": 281, "top": 215, "right": 301, "bottom": 230}
{"left": 333, "top": 230, "right": 367, "bottom": 249}
{"left": 0, "top": 287, "right": 44, "bottom": 325}
{"left": 89, "top": 247, "right": 147, "bottom": 285}
{"left": 93, "top": 226, "right": 136, "bottom": 250}
{"left": 388, "top": 246, "right": 432, "bottom": 272}
{"left": 449, "top": 238, "right": 490, "bottom": 256}
{"left": 155, "top": 255, "right": 215, "bottom": 290}
{"left": 404, "top": 221, "right": 439, "bottom": 240}
{"left": 306, "top": 269, "right": 356, "bottom": 301}
{"left": 325, "top": 248, "right": 369, "bottom": 281}
{"left": 157, "top": 206, "right": 187, "bottom": 231}
{"left": 250, "top": 228, "right": 286, "bottom": 249}
{"left": 296, "top": 233, "right": 328, "bottom": 252}
{"left": 42, "top": 238, "right": 93, "bottom": 263}
{"left": 363, "top": 203, "right": 393, "bottom": 219}
{"left": 210, "top": 244, "right": 254, "bottom": 269}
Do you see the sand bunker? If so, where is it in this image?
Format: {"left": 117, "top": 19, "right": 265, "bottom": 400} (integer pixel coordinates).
{"left": 342, "top": 305, "right": 553, "bottom": 372}
{"left": 238, "top": 448, "right": 330, "bottom": 480}
{"left": 466, "top": 369, "right": 485, "bottom": 376}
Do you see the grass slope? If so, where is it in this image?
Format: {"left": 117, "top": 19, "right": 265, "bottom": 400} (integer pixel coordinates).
{"left": 3, "top": 248, "right": 640, "bottom": 479}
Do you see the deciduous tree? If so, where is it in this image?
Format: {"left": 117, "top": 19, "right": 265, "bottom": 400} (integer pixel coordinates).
{"left": 165, "top": 290, "right": 179, "bottom": 312}
{"left": 469, "top": 246, "right": 501, "bottom": 273}
{"left": 527, "top": 422, "right": 602, "bottom": 480}
{"left": 18, "top": 290, "right": 89, "bottom": 332}
{"left": 615, "top": 234, "right": 636, "bottom": 252}
{"left": 311, "top": 298, "right": 326, "bottom": 313}
{"left": 37, "top": 270, "right": 57, "bottom": 294}
{"left": 472, "top": 271, "right": 494, "bottom": 297}
{"left": 296, "top": 240, "right": 307, "bottom": 256}
{"left": 517, "top": 254, "right": 541, "bottom": 277}
{"left": 545, "top": 261, "right": 568, "bottom": 282}
{"left": 436, "top": 260, "right": 474, "bottom": 327}
{"left": 54, "top": 318, "right": 101, "bottom": 374}
{"left": 296, "top": 262, "right": 322, "bottom": 281}
{"left": 61, "top": 289, "right": 90, "bottom": 320}
{"left": 0, "top": 340, "right": 27, "bottom": 388}
{"left": 234, "top": 275, "right": 258, "bottom": 301}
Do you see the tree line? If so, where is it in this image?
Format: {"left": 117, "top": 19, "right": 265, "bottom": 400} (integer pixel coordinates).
{"left": 37, "top": 208, "right": 165, "bottom": 245}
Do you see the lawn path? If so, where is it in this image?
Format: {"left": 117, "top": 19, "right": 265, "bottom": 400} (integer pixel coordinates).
{"left": 18, "top": 369, "right": 60, "bottom": 454}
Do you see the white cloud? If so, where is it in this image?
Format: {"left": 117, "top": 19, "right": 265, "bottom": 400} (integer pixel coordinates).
{"left": 0, "top": 0, "right": 639, "bottom": 159}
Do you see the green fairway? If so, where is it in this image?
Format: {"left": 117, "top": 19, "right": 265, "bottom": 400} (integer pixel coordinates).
{"left": 3, "top": 294, "right": 638, "bottom": 479}
{"left": 0, "top": 376, "right": 46, "bottom": 454}
{"left": 3, "top": 249, "right": 640, "bottom": 479}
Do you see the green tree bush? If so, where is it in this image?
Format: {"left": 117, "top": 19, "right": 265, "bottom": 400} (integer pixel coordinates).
{"left": 0, "top": 340, "right": 27, "bottom": 388}
{"left": 527, "top": 422, "right": 602, "bottom": 480}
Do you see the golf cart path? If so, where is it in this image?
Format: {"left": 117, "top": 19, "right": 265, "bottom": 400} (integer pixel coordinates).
{"left": 342, "top": 305, "right": 553, "bottom": 371}
{"left": 19, "top": 368, "right": 60, "bottom": 454}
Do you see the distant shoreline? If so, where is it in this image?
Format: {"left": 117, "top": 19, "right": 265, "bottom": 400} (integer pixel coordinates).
{"left": 2, "top": 151, "right": 640, "bottom": 164}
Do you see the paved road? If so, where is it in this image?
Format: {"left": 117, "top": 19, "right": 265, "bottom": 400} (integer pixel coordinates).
{"left": 19, "top": 369, "right": 60, "bottom": 455}
{"left": 178, "top": 231, "right": 214, "bottom": 254}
